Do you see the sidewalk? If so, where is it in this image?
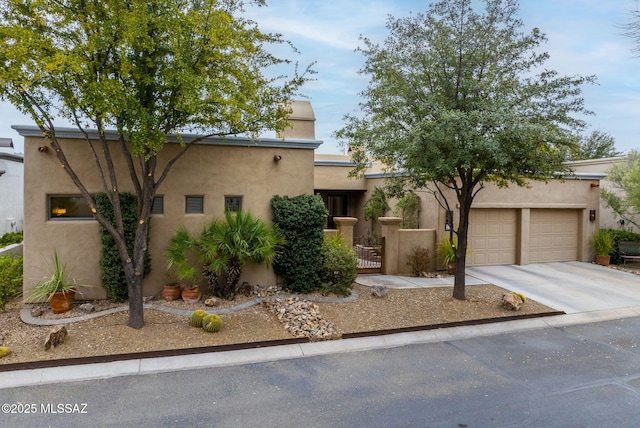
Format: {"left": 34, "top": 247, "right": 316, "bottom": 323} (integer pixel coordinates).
{"left": 3, "top": 266, "right": 640, "bottom": 389}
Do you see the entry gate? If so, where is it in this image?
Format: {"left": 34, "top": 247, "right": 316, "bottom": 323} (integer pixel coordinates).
{"left": 353, "top": 236, "right": 384, "bottom": 274}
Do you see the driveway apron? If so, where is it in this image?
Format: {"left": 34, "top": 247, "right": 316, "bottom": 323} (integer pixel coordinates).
{"left": 467, "top": 261, "right": 640, "bottom": 314}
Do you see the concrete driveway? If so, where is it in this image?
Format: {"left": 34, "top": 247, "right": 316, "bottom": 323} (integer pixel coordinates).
{"left": 467, "top": 262, "right": 640, "bottom": 314}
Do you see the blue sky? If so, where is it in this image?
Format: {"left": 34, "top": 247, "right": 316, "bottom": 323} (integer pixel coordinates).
{"left": 2, "top": 0, "right": 640, "bottom": 155}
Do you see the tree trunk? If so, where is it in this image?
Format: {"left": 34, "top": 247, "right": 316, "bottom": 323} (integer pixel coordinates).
{"left": 452, "top": 185, "right": 473, "bottom": 301}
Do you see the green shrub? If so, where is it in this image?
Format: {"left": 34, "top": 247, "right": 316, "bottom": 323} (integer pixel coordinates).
{"left": 271, "top": 194, "right": 328, "bottom": 293}
{"left": 0, "top": 255, "right": 22, "bottom": 311}
{"left": 590, "top": 229, "right": 614, "bottom": 256}
{"left": 604, "top": 228, "right": 640, "bottom": 264}
{"left": 96, "top": 193, "right": 151, "bottom": 302}
{"left": 407, "top": 246, "right": 431, "bottom": 276}
{"left": 320, "top": 234, "right": 357, "bottom": 296}
{"left": 0, "top": 231, "right": 23, "bottom": 247}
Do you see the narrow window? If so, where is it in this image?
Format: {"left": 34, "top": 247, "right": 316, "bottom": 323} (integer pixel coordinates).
{"left": 224, "top": 196, "right": 242, "bottom": 212}
{"left": 185, "top": 196, "right": 204, "bottom": 214}
{"left": 48, "top": 195, "right": 94, "bottom": 220}
{"left": 151, "top": 196, "right": 164, "bottom": 215}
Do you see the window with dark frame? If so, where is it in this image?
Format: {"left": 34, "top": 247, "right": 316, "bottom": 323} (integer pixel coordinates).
{"left": 224, "top": 196, "right": 242, "bottom": 212}
{"left": 185, "top": 196, "right": 204, "bottom": 214}
{"left": 48, "top": 195, "right": 94, "bottom": 220}
{"left": 151, "top": 196, "right": 164, "bottom": 215}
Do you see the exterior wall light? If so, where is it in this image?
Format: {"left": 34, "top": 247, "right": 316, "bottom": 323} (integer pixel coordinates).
{"left": 38, "top": 146, "right": 48, "bottom": 153}
{"left": 273, "top": 154, "right": 282, "bottom": 161}
{"left": 590, "top": 183, "right": 599, "bottom": 188}
{"left": 589, "top": 210, "right": 596, "bottom": 222}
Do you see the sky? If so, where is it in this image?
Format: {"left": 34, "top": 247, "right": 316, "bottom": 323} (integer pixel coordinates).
{"left": 2, "top": 0, "right": 640, "bottom": 155}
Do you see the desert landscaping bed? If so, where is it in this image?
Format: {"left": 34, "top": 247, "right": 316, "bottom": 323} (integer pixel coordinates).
{"left": 0, "top": 283, "right": 559, "bottom": 367}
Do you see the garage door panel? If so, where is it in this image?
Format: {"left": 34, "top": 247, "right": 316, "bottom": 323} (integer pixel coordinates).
{"left": 529, "top": 209, "right": 578, "bottom": 263}
{"left": 469, "top": 209, "right": 516, "bottom": 266}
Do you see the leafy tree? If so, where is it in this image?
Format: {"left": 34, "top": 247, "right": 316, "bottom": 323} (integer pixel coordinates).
{"left": 336, "top": 0, "right": 594, "bottom": 300}
{"left": 565, "top": 130, "right": 622, "bottom": 161}
{"left": 601, "top": 151, "right": 640, "bottom": 229}
{"left": 0, "top": 0, "right": 310, "bottom": 328}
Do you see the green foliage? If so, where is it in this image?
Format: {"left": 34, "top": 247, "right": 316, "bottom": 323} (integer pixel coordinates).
{"left": 407, "top": 246, "right": 431, "bottom": 277}
{"left": 395, "top": 191, "right": 421, "bottom": 229}
{"left": 590, "top": 229, "right": 614, "bottom": 256}
{"left": 0, "top": 231, "right": 23, "bottom": 247}
{"left": 603, "top": 228, "right": 640, "bottom": 264}
{"left": 190, "top": 309, "right": 208, "bottom": 328}
{"left": 319, "top": 234, "right": 357, "bottom": 297}
{"left": 271, "top": 195, "right": 328, "bottom": 293}
{"left": 602, "top": 151, "right": 640, "bottom": 229}
{"left": 0, "top": 0, "right": 311, "bottom": 328}
{"left": 364, "top": 187, "right": 390, "bottom": 221}
{"left": 202, "top": 314, "right": 223, "bottom": 333}
{"left": 165, "top": 210, "right": 282, "bottom": 298}
{"left": 565, "top": 130, "right": 621, "bottom": 161}
{"left": 96, "top": 193, "right": 150, "bottom": 302}
{"left": 0, "top": 255, "right": 22, "bottom": 311}
{"left": 437, "top": 238, "right": 457, "bottom": 265}
{"left": 336, "top": 0, "right": 593, "bottom": 300}
{"left": 26, "top": 249, "right": 89, "bottom": 302}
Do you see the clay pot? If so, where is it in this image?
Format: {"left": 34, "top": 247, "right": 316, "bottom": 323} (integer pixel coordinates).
{"left": 49, "top": 289, "right": 76, "bottom": 314}
{"left": 447, "top": 262, "right": 455, "bottom": 275}
{"left": 595, "top": 255, "right": 611, "bottom": 266}
{"left": 162, "top": 284, "right": 181, "bottom": 301}
{"left": 181, "top": 286, "right": 201, "bottom": 304}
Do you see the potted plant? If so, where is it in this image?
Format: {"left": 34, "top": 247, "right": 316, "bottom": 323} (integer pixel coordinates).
{"left": 591, "top": 229, "right": 613, "bottom": 266}
{"left": 437, "top": 237, "right": 457, "bottom": 274}
{"left": 161, "top": 271, "right": 182, "bottom": 301}
{"left": 26, "top": 249, "right": 89, "bottom": 313}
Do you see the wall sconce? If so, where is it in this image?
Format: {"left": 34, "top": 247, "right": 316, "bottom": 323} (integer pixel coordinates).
{"left": 38, "top": 146, "right": 48, "bottom": 153}
{"left": 589, "top": 210, "right": 596, "bottom": 222}
{"left": 273, "top": 154, "right": 282, "bottom": 162}
{"left": 590, "top": 183, "right": 599, "bottom": 188}
{"left": 52, "top": 206, "right": 67, "bottom": 216}
{"left": 445, "top": 210, "right": 453, "bottom": 231}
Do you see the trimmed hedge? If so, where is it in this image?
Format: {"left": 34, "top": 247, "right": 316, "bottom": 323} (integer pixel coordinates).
{"left": 0, "top": 255, "right": 22, "bottom": 311}
{"left": 96, "top": 193, "right": 151, "bottom": 302}
{"left": 0, "top": 231, "right": 23, "bottom": 247}
{"left": 271, "top": 194, "right": 328, "bottom": 293}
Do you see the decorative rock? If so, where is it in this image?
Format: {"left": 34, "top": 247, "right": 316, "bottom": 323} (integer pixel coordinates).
{"left": 0, "top": 347, "right": 10, "bottom": 358}
{"left": 371, "top": 286, "right": 388, "bottom": 298}
{"left": 204, "top": 297, "right": 221, "bottom": 307}
{"left": 502, "top": 292, "right": 523, "bottom": 311}
{"left": 79, "top": 303, "right": 95, "bottom": 313}
{"left": 261, "top": 298, "right": 340, "bottom": 341}
{"left": 143, "top": 296, "right": 156, "bottom": 303}
{"left": 240, "top": 281, "right": 256, "bottom": 297}
{"left": 44, "top": 325, "right": 68, "bottom": 351}
{"left": 31, "top": 307, "right": 44, "bottom": 317}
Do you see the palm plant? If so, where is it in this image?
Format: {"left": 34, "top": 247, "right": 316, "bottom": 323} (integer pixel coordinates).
{"left": 165, "top": 211, "right": 282, "bottom": 299}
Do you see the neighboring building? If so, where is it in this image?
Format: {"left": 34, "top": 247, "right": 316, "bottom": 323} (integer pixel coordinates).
{"left": 567, "top": 156, "right": 639, "bottom": 233}
{"left": 16, "top": 101, "right": 321, "bottom": 299}
{"left": 0, "top": 138, "right": 24, "bottom": 236}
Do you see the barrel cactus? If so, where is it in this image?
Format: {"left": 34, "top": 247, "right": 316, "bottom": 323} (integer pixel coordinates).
{"left": 202, "top": 314, "right": 223, "bottom": 333}
{"left": 0, "top": 347, "right": 10, "bottom": 358}
{"left": 190, "top": 309, "right": 208, "bottom": 328}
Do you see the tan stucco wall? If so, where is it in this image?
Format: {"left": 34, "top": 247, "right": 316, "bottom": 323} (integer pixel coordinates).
{"left": 22, "top": 132, "right": 317, "bottom": 300}
{"left": 397, "top": 229, "right": 437, "bottom": 275}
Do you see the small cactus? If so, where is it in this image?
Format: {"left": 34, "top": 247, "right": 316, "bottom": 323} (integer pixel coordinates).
{"left": 190, "top": 309, "right": 208, "bottom": 327}
{"left": 202, "top": 314, "right": 223, "bottom": 333}
{"left": 0, "top": 347, "right": 11, "bottom": 358}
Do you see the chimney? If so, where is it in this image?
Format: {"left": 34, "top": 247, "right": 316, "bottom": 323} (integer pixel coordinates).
{"left": 277, "top": 100, "right": 316, "bottom": 140}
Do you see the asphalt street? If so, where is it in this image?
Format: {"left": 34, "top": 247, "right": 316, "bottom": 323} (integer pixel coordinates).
{"left": 2, "top": 315, "right": 640, "bottom": 428}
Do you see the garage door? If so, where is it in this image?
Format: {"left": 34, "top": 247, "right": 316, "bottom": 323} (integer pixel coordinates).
{"left": 529, "top": 209, "right": 578, "bottom": 263}
{"left": 468, "top": 209, "right": 517, "bottom": 266}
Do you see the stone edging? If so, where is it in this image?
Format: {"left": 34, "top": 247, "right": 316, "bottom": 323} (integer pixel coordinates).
{"left": 20, "top": 291, "right": 359, "bottom": 326}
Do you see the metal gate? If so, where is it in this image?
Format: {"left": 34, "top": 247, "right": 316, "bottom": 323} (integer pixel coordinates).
{"left": 354, "top": 236, "right": 384, "bottom": 274}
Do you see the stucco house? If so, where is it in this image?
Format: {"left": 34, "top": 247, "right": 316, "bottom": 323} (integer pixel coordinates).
{"left": 16, "top": 100, "right": 605, "bottom": 297}
{"left": 0, "top": 138, "right": 24, "bottom": 235}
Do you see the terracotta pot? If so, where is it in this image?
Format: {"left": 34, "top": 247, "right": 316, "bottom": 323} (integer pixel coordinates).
{"left": 595, "top": 255, "right": 611, "bottom": 266}
{"left": 447, "top": 262, "right": 455, "bottom": 275}
{"left": 181, "top": 286, "right": 201, "bottom": 304}
{"left": 49, "top": 289, "right": 76, "bottom": 314}
{"left": 162, "top": 284, "right": 181, "bottom": 301}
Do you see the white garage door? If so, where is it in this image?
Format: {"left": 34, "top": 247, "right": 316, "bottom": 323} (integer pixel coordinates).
{"left": 468, "top": 209, "right": 517, "bottom": 266}
{"left": 529, "top": 209, "right": 578, "bottom": 263}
